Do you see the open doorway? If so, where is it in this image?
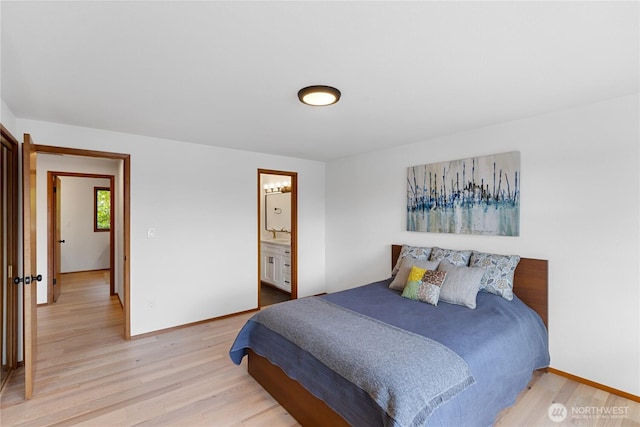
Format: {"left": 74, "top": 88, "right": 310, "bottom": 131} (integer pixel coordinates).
{"left": 47, "top": 173, "right": 115, "bottom": 304}
{"left": 258, "top": 169, "right": 297, "bottom": 307}
{"left": 34, "top": 145, "right": 130, "bottom": 339}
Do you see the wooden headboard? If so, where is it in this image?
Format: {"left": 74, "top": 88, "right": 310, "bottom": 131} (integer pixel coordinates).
{"left": 391, "top": 245, "right": 548, "bottom": 327}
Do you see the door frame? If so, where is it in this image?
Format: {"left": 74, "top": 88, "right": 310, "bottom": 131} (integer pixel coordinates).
{"left": 22, "top": 134, "right": 38, "bottom": 399}
{"left": 47, "top": 172, "right": 116, "bottom": 303}
{"left": 34, "top": 144, "right": 131, "bottom": 339}
{"left": 0, "top": 125, "right": 19, "bottom": 391}
{"left": 257, "top": 169, "right": 298, "bottom": 306}
{"left": 53, "top": 175, "right": 62, "bottom": 303}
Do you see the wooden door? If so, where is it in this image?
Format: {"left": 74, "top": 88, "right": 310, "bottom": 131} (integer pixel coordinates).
{"left": 53, "top": 176, "right": 62, "bottom": 302}
{"left": 22, "top": 134, "right": 38, "bottom": 399}
{"left": 0, "top": 123, "right": 22, "bottom": 389}
{"left": 0, "top": 125, "right": 20, "bottom": 390}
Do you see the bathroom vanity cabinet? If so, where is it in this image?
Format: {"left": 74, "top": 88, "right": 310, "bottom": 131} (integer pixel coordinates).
{"left": 260, "top": 242, "right": 291, "bottom": 293}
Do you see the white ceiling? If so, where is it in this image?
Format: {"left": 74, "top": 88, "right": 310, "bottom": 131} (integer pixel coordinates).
{"left": 1, "top": 1, "right": 638, "bottom": 161}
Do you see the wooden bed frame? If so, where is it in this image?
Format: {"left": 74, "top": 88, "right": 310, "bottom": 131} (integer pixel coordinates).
{"left": 248, "top": 244, "right": 548, "bottom": 426}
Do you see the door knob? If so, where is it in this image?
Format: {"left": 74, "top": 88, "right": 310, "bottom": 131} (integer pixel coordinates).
{"left": 13, "top": 274, "right": 42, "bottom": 285}
{"left": 58, "top": 239, "right": 65, "bottom": 243}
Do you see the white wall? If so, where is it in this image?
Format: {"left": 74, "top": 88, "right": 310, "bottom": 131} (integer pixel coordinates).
{"left": 16, "top": 119, "right": 327, "bottom": 335}
{"left": 326, "top": 94, "right": 640, "bottom": 396}
{"left": 59, "top": 176, "right": 111, "bottom": 273}
{"left": 35, "top": 154, "right": 122, "bottom": 304}
{"left": 1, "top": 99, "right": 18, "bottom": 137}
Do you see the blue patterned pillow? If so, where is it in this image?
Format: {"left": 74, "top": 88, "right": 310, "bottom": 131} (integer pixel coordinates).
{"left": 392, "top": 245, "right": 432, "bottom": 277}
{"left": 469, "top": 251, "right": 521, "bottom": 301}
{"left": 401, "top": 269, "right": 447, "bottom": 306}
{"left": 429, "top": 247, "right": 472, "bottom": 266}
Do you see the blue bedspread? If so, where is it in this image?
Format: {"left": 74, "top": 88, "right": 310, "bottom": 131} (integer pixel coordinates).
{"left": 239, "top": 297, "right": 474, "bottom": 426}
{"left": 230, "top": 279, "right": 550, "bottom": 426}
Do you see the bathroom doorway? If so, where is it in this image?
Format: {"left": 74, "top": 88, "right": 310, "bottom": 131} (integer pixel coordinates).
{"left": 257, "top": 169, "right": 297, "bottom": 307}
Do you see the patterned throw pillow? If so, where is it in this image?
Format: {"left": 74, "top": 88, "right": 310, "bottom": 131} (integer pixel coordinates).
{"left": 401, "top": 268, "right": 447, "bottom": 306}
{"left": 429, "top": 247, "right": 472, "bottom": 266}
{"left": 407, "top": 265, "right": 427, "bottom": 283}
{"left": 391, "top": 245, "right": 432, "bottom": 277}
{"left": 469, "top": 251, "right": 521, "bottom": 301}
{"left": 401, "top": 266, "right": 427, "bottom": 300}
{"left": 389, "top": 258, "right": 441, "bottom": 291}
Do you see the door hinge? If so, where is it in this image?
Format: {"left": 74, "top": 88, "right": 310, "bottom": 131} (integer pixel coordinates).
{"left": 53, "top": 278, "right": 57, "bottom": 285}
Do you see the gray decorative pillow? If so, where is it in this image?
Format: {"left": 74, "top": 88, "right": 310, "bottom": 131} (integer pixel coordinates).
{"left": 389, "top": 258, "right": 440, "bottom": 291}
{"left": 429, "top": 247, "right": 472, "bottom": 266}
{"left": 470, "top": 251, "right": 521, "bottom": 301}
{"left": 391, "top": 245, "right": 432, "bottom": 277}
{"left": 401, "top": 270, "right": 447, "bottom": 306}
{"left": 437, "top": 261, "right": 485, "bottom": 309}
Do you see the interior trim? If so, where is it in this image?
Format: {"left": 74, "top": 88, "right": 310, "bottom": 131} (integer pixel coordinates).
{"left": 33, "top": 144, "right": 132, "bottom": 339}
{"left": 547, "top": 367, "right": 640, "bottom": 403}
{"left": 257, "top": 169, "right": 298, "bottom": 307}
{"left": 130, "top": 308, "right": 259, "bottom": 340}
{"left": 47, "top": 171, "right": 116, "bottom": 303}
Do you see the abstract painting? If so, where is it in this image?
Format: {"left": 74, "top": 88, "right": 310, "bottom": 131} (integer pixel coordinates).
{"left": 407, "top": 152, "right": 520, "bottom": 236}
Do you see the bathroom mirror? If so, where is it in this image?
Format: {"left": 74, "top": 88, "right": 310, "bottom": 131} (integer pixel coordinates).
{"left": 265, "top": 192, "right": 291, "bottom": 232}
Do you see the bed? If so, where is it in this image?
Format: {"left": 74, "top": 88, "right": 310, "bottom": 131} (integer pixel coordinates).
{"left": 230, "top": 245, "right": 549, "bottom": 426}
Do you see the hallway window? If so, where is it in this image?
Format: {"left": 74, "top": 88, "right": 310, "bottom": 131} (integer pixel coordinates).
{"left": 94, "top": 187, "right": 111, "bottom": 231}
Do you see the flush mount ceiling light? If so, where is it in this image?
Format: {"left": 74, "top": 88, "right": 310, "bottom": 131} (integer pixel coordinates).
{"left": 297, "top": 85, "right": 341, "bottom": 106}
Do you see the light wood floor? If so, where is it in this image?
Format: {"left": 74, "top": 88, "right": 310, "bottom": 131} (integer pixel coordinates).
{"left": 1, "top": 271, "right": 638, "bottom": 426}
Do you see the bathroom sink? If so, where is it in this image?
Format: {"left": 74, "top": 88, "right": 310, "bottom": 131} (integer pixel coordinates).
{"left": 263, "top": 238, "right": 291, "bottom": 244}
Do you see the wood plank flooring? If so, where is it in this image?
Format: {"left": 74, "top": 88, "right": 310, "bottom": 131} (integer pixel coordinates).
{"left": 1, "top": 270, "right": 638, "bottom": 426}
{"left": 260, "top": 284, "right": 291, "bottom": 307}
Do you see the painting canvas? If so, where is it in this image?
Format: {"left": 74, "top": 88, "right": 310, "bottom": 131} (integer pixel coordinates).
{"left": 407, "top": 152, "right": 520, "bottom": 236}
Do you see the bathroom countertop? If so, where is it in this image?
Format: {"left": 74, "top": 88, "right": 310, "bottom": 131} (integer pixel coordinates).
{"left": 261, "top": 239, "right": 291, "bottom": 246}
